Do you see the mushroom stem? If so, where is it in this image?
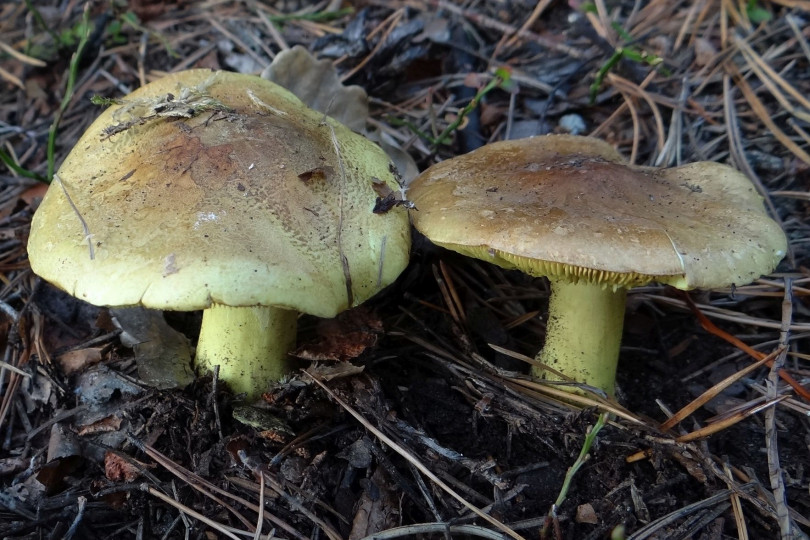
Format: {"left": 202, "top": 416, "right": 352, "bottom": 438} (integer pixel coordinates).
{"left": 196, "top": 303, "right": 298, "bottom": 398}
{"left": 534, "top": 279, "right": 627, "bottom": 395}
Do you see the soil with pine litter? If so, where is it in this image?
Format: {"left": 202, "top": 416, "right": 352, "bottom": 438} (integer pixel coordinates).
{"left": 1, "top": 1, "right": 809, "bottom": 539}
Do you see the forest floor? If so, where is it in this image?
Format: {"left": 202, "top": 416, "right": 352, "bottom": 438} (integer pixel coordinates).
{"left": 0, "top": 1, "right": 809, "bottom": 539}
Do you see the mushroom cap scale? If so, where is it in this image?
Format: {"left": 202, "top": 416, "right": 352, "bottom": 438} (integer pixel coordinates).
{"left": 408, "top": 135, "right": 786, "bottom": 290}
{"left": 28, "top": 70, "right": 410, "bottom": 317}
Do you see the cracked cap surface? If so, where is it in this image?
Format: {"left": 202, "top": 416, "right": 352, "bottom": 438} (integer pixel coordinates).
{"left": 407, "top": 134, "right": 787, "bottom": 290}
{"left": 28, "top": 70, "right": 411, "bottom": 317}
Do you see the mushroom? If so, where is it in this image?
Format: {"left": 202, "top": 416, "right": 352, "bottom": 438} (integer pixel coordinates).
{"left": 28, "top": 70, "right": 411, "bottom": 398}
{"left": 407, "top": 134, "right": 787, "bottom": 395}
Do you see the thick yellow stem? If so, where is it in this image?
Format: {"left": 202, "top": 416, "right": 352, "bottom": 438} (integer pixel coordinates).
{"left": 533, "top": 279, "right": 627, "bottom": 395}
{"left": 195, "top": 304, "right": 297, "bottom": 398}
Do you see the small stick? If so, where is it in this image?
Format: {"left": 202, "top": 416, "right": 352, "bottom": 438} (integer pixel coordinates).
{"left": 55, "top": 174, "right": 94, "bottom": 260}
{"left": 141, "top": 484, "right": 244, "bottom": 540}
{"left": 764, "top": 278, "right": 795, "bottom": 538}
{"left": 682, "top": 292, "right": 810, "bottom": 401}
{"left": 211, "top": 365, "right": 223, "bottom": 440}
{"left": 306, "top": 372, "right": 526, "bottom": 540}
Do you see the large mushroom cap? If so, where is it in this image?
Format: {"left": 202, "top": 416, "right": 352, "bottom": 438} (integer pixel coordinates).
{"left": 28, "top": 70, "right": 411, "bottom": 317}
{"left": 408, "top": 134, "right": 787, "bottom": 290}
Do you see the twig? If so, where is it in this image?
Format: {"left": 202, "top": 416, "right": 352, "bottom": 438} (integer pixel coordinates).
{"left": 63, "top": 496, "right": 87, "bottom": 540}
{"left": 211, "top": 365, "right": 223, "bottom": 440}
{"left": 627, "top": 485, "right": 755, "bottom": 540}
{"left": 229, "top": 469, "right": 341, "bottom": 540}
{"left": 128, "top": 437, "right": 257, "bottom": 532}
{"left": 140, "top": 484, "right": 245, "bottom": 540}
{"left": 306, "top": 373, "right": 526, "bottom": 540}
{"left": 359, "top": 523, "right": 510, "bottom": 539}
{"left": 408, "top": 463, "right": 445, "bottom": 524}
{"left": 643, "top": 294, "right": 810, "bottom": 333}
{"left": 55, "top": 174, "right": 95, "bottom": 260}
{"left": 26, "top": 404, "right": 90, "bottom": 441}
{"left": 606, "top": 72, "right": 666, "bottom": 155}
{"left": 674, "top": 395, "right": 789, "bottom": 443}
{"left": 723, "top": 462, "right": 749, "bottom": 540}
{"left": 728, "top": 62, "right": 810, "bottom": 164}
{"left": 660, "top": 349, "right": 778, "bottom": 432}
{"left": 681, "top": 293, "right": 810, "bottom": 401}
{"left": 400, "top": 0, "right": 585, "bottom": 58}
{"left": 340, "top": 8, "right": 405, "bottom": 82}
{"left": 393, "top": 418, "right": 509, "bottom": 489}
{"left": 500, "top": 0, "right": 553, "bottom": 51}
{"left": 253, "top": 472, "right": 265, "bottom": 540}
{"left": 0, "top": 359, "right": 30, "bottom": 378}
{"left": 618, "top": 88, "right": 641, "bottom": 164}
{"left": 765, "top": 278, "right": 795, "bottom": 539}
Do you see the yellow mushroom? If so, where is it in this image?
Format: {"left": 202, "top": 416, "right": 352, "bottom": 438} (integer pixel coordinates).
{"left": 28, "top": 70, "right": 411, "bottom": 398}
{"left": 408, "top": 134, "right": 786, "bottom": 395}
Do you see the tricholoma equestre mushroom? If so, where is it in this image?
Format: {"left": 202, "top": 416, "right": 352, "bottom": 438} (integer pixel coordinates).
{"left": 28, "top": 70, "right": 411, "bottom": 398}
{"left": 407, "top": 134, "right": 787, "bottom": 395}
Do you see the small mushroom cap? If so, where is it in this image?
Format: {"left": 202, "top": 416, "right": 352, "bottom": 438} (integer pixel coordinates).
{"left": 28, "top": 70, "right": 410, "bottom": 317}
{"left": 408, "top": 134, "right": 787, "bottom": 289}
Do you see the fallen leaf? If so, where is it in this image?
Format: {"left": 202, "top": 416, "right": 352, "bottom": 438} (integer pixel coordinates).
{"left": 293, "top": 307, "right": 382, "bottom": 362}
{"left": 694, "top": 38, "right": 717, "bottom": 67}
{"left": 0, "top": 457, "right": 28, "bottom": 476}
{"left": 576, "top": 503, "right": 598, "bottom": 524}
{"left": 47, "top": 422, "right": 81, "bottom": 462}
{"left": 21, "top": 182, "right": 49, "bottom": 205}
{"left": 262, "top": 45, "right": 369, "bottom": 132}
{"left": 349, "top": 467, "right": 400, "bottom": 539}
{"left": 58, "top": 347, "right": 103, "bottom": 375}
{"left": 77, "top": 415, "right": 122, "bottom": 436}
{"left": 111, "top": 307, "right": 194, "bottom": 389}
{"left": 371, "top": 178, "right": 395, "bottom": 198}
{"left": 371, "top": 178, "right": 415, "bottom": 214}
{"left": 37, "top": 455, "right": 84, "bottom": 495}
{"left": 104, "top": 452, "right": 151, "bottom": 483}
{"left": 232, "top": 405, "right": 294, "bottom": 444}
{"left": 298, "top": 166, "right": 332, "bottom": 183}
{"left": 306, "top": 362, "right": 365, "bottom": 381}
{"left": 337, "top": 437, "right": 373, "bottom": 469}
{"left": 75, "top": 366, "right": 144, "bottom": 405}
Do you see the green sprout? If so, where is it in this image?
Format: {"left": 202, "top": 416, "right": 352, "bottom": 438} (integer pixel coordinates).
{"left": 263, "top": 7, "right": 354, "bottom": 23}
{"left": 0, "top": 152, "right": 46, "bottom": 182}
{"left": 0, "top": 3, "right": 91, "bottom": 183}
{"left": 105, "top": 12, "right": 139, "bottom": 45}
{"left": 434, "top": 67, "right": 514, "bottom": 147}
{"left": 588, "top": 19, "right": 669, "bottom": 103}
{"left": 45, "top": 4, "right": 92, "bottom": 181}
{"left": 1, "top": 5, "right": 180, "bottom": 182}
{"left": 745, "top": 0, "right": 772, "bottom": 24}
{"left": 90, "top": 96, "right": 124, "bottom": 107}
{"left": 541, "top": 412, "right": 609, "bottom": 539}
{"left": 386, "top": 67, "right": 514, "bottom": 148}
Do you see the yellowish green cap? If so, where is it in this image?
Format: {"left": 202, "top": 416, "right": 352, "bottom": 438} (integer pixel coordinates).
{"left": 408, "top": 134, "right": 786, "bottom": 290}
{"left": 28, "top": 70, "right": 411, "bottom": 317}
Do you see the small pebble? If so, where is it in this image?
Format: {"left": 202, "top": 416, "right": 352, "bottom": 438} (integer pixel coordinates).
{"left": 559, "top": 113, "right": 586, "bottom": 135}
